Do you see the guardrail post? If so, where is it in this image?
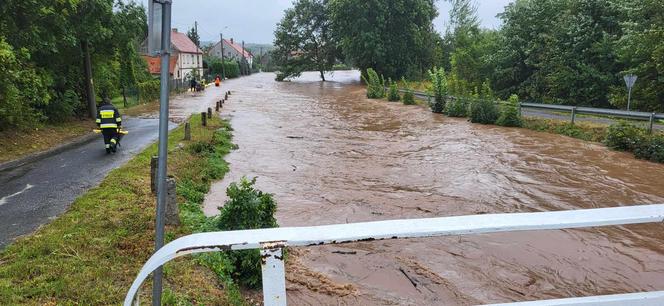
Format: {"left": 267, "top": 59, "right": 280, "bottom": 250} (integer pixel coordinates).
{"left": 648, "top": 113, "right": 655, "bottom": 134}
{"left": 261, "top": 246, "right": 286, "bottom": 306}
{"left": 518, "top": 102, "right": 522, "bottom": 117}
{"left": 571, "top": 107, "right": 577, "bottom": 125}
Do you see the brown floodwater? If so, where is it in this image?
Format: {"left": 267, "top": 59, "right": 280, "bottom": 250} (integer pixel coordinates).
{"left": 203, "top": 71, "right": 664, "bottom": 305}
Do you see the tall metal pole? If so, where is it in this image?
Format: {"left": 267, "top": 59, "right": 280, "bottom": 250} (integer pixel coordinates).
{"left": 152, "top": 1, "right": 171, "bottom": 305}
{"left": 220, "top": 33, "right": 225, "bottom": 79}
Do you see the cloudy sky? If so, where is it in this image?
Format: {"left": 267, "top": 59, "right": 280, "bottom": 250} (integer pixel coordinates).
{"left": 138, "top": 0, "right": 513, "bottom": 44}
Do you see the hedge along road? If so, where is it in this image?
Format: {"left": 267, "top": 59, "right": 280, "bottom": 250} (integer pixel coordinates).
{"left": 0, "top": 83, "right": 231, "bottom": 248}
{"left": 204, "top": 71, "right": 664, "bottom": 305}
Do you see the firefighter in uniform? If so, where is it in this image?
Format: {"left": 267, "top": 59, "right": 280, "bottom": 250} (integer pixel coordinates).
{"left": 96, "top": 98, "right": 122, "bottom": 154}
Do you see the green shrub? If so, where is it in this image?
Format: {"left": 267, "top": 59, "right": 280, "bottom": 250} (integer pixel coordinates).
{"left": 137, "top": 80, "right": 160, "bottom": 104}
{"left": 428, "top": 67, "right": 447, "bottom": 113}
{"left": 223, "top": 61, "right": 240, "bottom": 79}
{"left": 216, "top": 177, "right": 278, "bottom": 288}
{"left": 497, "top": 94, "right": 522, "bottom": 127}
{"left": 469, "top": 99, "right": 499, "bottom": 124}
{"left": 604, "top": 121, "right": 646, "bottom": 151}
{"left": 387, "top": 80, "right": 400, "bottom": 102}
{"left": 401, "top": 78, "right": 415, "bottom": 105}
{"left": 634, "top": 134, "right": 664, "bottom": 163}
{"left": 362, "top": 68, "right": 385, "bottom": 99}
{"left": 444, "top": 97, "right": 468, "bottom": 117}
{"left": 44, "top": 90, "right": 79, "bottom": 123}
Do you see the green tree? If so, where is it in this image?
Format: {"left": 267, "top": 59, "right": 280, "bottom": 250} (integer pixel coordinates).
{"left": 330, "top": 0, "right": 438, "bottom": 80}
{"left": 187, "top": 26, "right": 201, "bottom": 48}
{"left": 274, "top": 0, "right": 339, "bottom": 81}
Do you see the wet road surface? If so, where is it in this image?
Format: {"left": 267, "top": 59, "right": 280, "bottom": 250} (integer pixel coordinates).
{"left": 204, "top": 71, "right": 664, "bottom": 305}
{"left": 0, "top": 84, "right": 229, "bottom": 248}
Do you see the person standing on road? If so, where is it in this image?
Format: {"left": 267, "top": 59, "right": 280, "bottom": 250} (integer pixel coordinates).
{"left": 96, "top": 97, "right": 122, "bottom": 154}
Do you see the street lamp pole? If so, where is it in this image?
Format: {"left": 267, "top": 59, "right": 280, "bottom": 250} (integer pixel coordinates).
{"left": 152, "top": 1, "right": 172, "bottom": 305}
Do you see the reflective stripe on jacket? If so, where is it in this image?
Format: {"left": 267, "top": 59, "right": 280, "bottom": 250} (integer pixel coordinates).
{"left": 96, "top": 104, "right": 122, "bottom": 129}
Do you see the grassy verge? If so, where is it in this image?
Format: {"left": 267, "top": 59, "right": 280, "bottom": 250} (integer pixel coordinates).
{"left": 0, "top": 115, "right": 235, "bottom": 305}
{"left": 0, "top": 119, "right": 96, "bottom": 164}
{"left": 522, "top": 118, "right": 608, "bottom": 142}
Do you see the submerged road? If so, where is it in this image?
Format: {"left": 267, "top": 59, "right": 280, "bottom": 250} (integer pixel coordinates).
{"left": 0, "top": 117, "right": 166, "bottom": 247}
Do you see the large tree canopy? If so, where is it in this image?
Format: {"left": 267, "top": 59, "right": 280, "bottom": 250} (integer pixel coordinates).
{"left": 273, "top": 0, "right": 339, "bottom": 81}
{"left": 330, "top": 0, "right": 438, "bottom": 80}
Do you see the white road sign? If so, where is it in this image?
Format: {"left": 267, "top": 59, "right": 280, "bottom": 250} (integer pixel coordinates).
{"left": 624, "top": 74, "right": 637, "bottom": 89}
{"left": 147, "top": 1, "right": 163, "bottom": 56}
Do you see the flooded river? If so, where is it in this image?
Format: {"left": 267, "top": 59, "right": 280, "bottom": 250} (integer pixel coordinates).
{"left": 203, "top": 71, "right": 664, "bottom": 305}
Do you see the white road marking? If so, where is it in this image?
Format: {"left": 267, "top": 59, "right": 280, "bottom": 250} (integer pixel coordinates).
{"left": 0, "top": 184, "right": 34, "bottom": 206}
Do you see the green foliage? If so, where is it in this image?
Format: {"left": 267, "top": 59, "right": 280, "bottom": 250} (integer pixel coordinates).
{"left": 444, "top": 97, "right": 468, "bottom": 117}
{"left": 224, "top": 61, "right": 240, "bottom": 79}
{"left": 0, "top": 0, "right": 149, "bottom": 128}
{"left": 216, "top": 177, "right": 278, "bottom": 288}
{"left": 274, "top": 0, "right": 339, "bottom": 81}
{"left": 469, "top": 99, "right": 498, "bottom": 124}
{"left": 0, "top": 38, "right": 50, "bottom": 130}
{"left": 401, "top": 78, "right": 416, "bottom": 105}
{"left": 634, "top": 135, "right": 664, "bottom": 163}
{"left": 137, "top": 80, "right": 160, "bottom": 104}
{"left": 187, "top": 26, "right": 201, "bottom": 48}
{"left": 604, "top": 121, "right": 646, "bottom": 151}
{"left": 330, "top": 0, "right": 438, "bottom": 80}
{"left": 387, "top": 80, "right": 400, "bottom": 102}
{"left": 428, "top": 67, "right": 447, "bottom": 113}
{"left": 497, "top": 94, "right": 522, "bottom": 127}
{"left": 362, "top": 68, "right": 386, "bottom": 99}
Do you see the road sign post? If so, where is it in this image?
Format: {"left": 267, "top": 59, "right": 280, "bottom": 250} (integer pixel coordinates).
{"left": 624, "top": 74, "right": 637, "bottom": 111}
{"left": 148, "top": 0, "right": 172, "bottom": 305}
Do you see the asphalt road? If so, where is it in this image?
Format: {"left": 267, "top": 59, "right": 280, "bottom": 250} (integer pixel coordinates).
{"left": 0, "top": 117, "right": 173, "bottom": 248}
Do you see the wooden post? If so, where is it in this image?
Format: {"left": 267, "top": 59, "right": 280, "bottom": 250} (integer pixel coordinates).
{"left": 184, "top": 123, "right": 191, "bottom": 140}
{"left": 150, "top": 156, "right": 158, "bottom": 194}
{"left": 207, "top": 107, "right": 212, "bottom": 119}
{"left": 571, "top": 107, "right": 577, "bottom": 125}
{"left": 165, "top": 177, "right": 179, "bottom": 226}
{"left": 201, "top": 112, "right": 207, "bottom": 126}
{"left": 215, "top": 101, "right": 220, "bottom": 112}
{"left": 648, "top": 113, "right": 655, "bottom": 134}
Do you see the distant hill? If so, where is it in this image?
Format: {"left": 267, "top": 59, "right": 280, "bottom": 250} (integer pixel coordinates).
{"left": 244, "top": 43, "right": 274, "bottom": 56}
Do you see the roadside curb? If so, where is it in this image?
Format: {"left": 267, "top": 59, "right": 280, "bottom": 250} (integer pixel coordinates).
{"left": 0, "top": 132, "right": 99, "bottom": 173}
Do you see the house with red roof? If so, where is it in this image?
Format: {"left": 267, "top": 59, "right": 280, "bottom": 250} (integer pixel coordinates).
{"left": 207, "top": 38, "right": 253, "bottom": 67}
{"left": 141, "top": 29, "right": 203, "bottom": 80}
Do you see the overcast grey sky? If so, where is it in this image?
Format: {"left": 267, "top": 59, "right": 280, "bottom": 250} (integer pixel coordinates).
{"left": 138, "top": 0, "right": 513, "bottom": 44}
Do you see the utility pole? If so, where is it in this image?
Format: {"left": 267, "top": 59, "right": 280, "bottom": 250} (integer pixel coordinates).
{"left": 242, "top": 40, "right": 246, "bottom": 75}
{"left": 150, "top": 1, "right": 172, "bottom": 305}
{"left": 82, "top": 40, "right": 97, "bottom": 119}
{"left": 220, "top": 33, "right": 225, "bottom": 79}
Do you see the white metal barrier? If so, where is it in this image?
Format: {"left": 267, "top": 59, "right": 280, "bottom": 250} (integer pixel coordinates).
{"left": 124, "top": 204, "right": 664, "bottom": 306}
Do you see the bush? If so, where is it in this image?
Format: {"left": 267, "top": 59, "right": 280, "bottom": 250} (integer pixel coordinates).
{"left": 387, "top": 80, "right": 400, "bottom": 102}
{"left": 362, "top": 68, "right": 385, "bottom": 99}
{"left": 444, "top": 97, "right": 468, "bottom": 117}
{"left": 604, "top": 121, "right": 646, "bottom": 151}
{"left": 216, "top": 177, "right": 278, "bottom": 288}
{"left": 223, "top": 61, "right": 240, "bottom": 79}
{"left": 401, "top": 78, "right": 416, "bottom": 105}
{"left": 428, "top": 67, "right": 447, "bottom": 113}
{"left": 137, "top": 80, "right": 160, "bottom": 104}
{"left": 497, "top": 94, "right": 522, "bottom": 127}
{"left": 45, "top": 90, "right": 79, "bottom": 123}
{"left": 634, "top": 134, "right": 664, "bottom": 163}
{"left": 469, "top": 99, "right": 499, "bottom": 124}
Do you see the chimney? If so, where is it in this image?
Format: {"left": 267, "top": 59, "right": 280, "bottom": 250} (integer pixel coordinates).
{"left": 172, "top": 28, "right": 178, "bottom": 32}
{"left": 230, "top": 38, "right": 234, "bottom": 44}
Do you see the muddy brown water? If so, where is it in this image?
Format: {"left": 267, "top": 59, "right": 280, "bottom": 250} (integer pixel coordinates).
{"left": 203, "top": 71, "right": 664, "bottom": 305}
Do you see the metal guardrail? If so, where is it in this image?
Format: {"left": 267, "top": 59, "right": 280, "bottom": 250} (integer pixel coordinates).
{"left": 125, "top": 204, "right": 664, "bottom": 306}
{"left": 407, "top": 90, "right": 663, "bottom": 133}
